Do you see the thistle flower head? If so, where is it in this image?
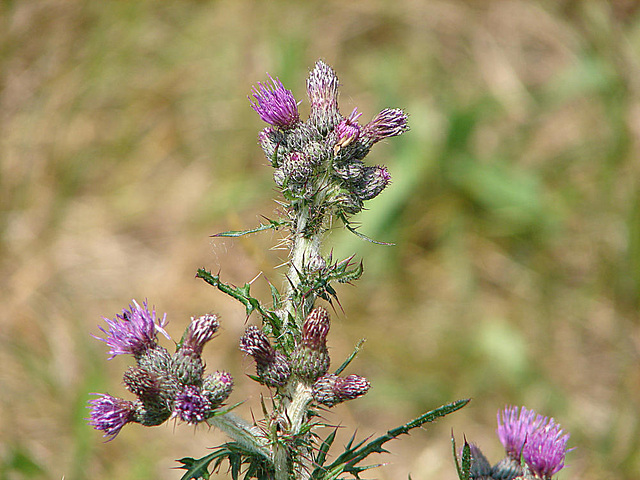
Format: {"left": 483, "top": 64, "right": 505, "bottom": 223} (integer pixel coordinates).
{"left": 87, "top": 394, "right": 136, "bottom": 440}
{"left": 334, "top": 108, "right": 362, "bottom": 153}
{"left": 122, "top": 366, "right": 161, "bottom": 399}
{"left": 497, "top": 405, "right": 544, "bottom": 460}
{"left": 183, "top": 314, "right": 219, "bottom": 354}
{"left": 354, "top": 165, "right": 391, "bottom": 201}
{"left": 301, "top": 306, "right": 331, "bottom": 350}
{"left": 312, "top": 373, "right": 370, "bottom": 407}
{"left": 306, "top": 60, "right": 341, "bottom": 132}
{"left": 239, "top": 326, "right": 290, "bottom": 387}
{"left": 172, "top": 385, "right": 212, "bottom": 424}
{"left": 203, "top": 370, "right": 234, "bottom": 407}
{"left": 95, "top": 300, "right": 169, "bottom": 358}
{"left": 239, "top": 325, "right": 276, "bottom": 365}
{"left": 250, "top": 74, "right": 300, "bottom": 129}
{"left": 522, "top": 417, "right": 571, "bottom": 479}
{"left": 361, "top": 108, "right": 409, "bottom": 145}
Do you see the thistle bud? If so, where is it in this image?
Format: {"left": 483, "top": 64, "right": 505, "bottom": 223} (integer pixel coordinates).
{"left": 133, "top": 398, "right": 172, "bottom": 427}
{"left": 239, "top": 326, "right": 291, "bottom": 387}
{"left": 182, "top": 314, "right": 219, "bottom": 354}
{"left": 307, "top": 60, "right": 341, "bottom": 132}
{"left": 172, "top": 385, "right": 213, "bottom": 424}
{"left": 353, "top": 165, "right": 391, "bottom": 201}
{"left": 122, "top": 366, "right": 162, "bottom": 400}
{"left": 202, "top": 371, "right": 234, "bottom": 407}
{"left": 466, "top": 443, "right": 493, "bottom": 480}
{"left": 491, "top": 456, "right": 523, "bottom": 480}
{"left": 171, "top": 347, "right": 204, "bottom": 386}
{"left": 361, "top": 108, "right": 409, "bottom": 145}
{"left": 283, "top": 151, "right": 313, "bottom": 184}
{"left": 333, "top": 160, "right": 365, "bottom": 182}
{"left": 292, "top": 307, "right": 331, "bottom": 381}
{"left": 312, "top": 373, "right": 370, "bottom": 407}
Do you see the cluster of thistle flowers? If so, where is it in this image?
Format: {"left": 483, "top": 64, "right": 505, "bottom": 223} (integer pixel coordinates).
{"left": 239, "top": 306, "right": 369, "bottom": 407}
{"left": 250, "top": 60, "right": 408, "bottom": 215}
{"left": 466, "top": 406, "right": 572, "bottom": 480}
{"left": 88, "top": 300, "right": 233, "bottom": 439}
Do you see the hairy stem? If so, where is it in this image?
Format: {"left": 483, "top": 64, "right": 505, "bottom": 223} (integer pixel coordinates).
{"left": 207, "top": 413, "right": 272, "bottom": 461}
{"left": 275, "top": 205, "right": 326, "bottom": 480}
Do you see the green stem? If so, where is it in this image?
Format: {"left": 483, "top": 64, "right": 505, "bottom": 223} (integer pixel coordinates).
{"left": 207, "top": 413, "right": 272, "bottom": 461}
{"left": 275, "top": 204, "right": 325, "bottom": 480}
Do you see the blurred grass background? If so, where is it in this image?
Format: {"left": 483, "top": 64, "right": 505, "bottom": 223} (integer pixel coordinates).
{"left": 2, "top": 1, "right": 640, "bottom": 479}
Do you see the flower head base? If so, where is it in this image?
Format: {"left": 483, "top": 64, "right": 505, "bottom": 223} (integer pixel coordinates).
{"left": 95, "top": 300, "right": 169, "bottom": 358}
{"left": 87, "top": 394, "right": 136, "bottom": 440}
{"left": 250, "top": 75, "right": 300, "bottom": 129}
{"left": 292, "top": 306, "right": 331, "bottom": 381}
{"left": 523, "top": 418, "right": 571, "bottom": 479}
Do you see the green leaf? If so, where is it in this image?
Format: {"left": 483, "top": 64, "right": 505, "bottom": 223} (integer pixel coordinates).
{"left": 176, "top": 453, "right": 216, "bottom": 480}
{"left": 339, "top": 213, "right": 395, "bottom": 246}
{"left": 334, "top": 338, "right": 366, "bottom": 375}
{"left": 213, "top": 218, "right": 287, "bottom": 238}
{"left": 315, "top": 428, "right": 338, "bottom": 468}
{"left": 461, "top": 439, "right": 472, "bottom": 480}
{"left": 318, "top": 399, "right": 470, "bottom": 479}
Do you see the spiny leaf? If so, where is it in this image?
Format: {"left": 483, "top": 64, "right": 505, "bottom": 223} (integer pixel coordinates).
{"left": 213, "top": 218, "right": 287, "bottom": 238}
{"left": 196, "top": 269, "right": 274, "bottom": 324}
{"left": 320, "top": 399, "right": 470, "bottom": 479}
{"left": 315, "top": 428, "right": 338, "bottom": 468}
{"left": 339, "top": 213, "right": 395, "bottom": 246}
{"left": 176, "top": 453, "right": 217, "bottom": 480}
{"left": 460, "top": 439, "right": 472, "bottom": 480}
{"left": 334, "top": 338, "right": 366, "bottom": 375}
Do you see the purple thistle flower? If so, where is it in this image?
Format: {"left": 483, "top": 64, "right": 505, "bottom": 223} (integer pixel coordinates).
{"left": 95, "top": 300, "right": 170, "bottom": 358}
{"left": 497, "top": 405, "right": 544, "bottom": 460}
{"left": 250, "top": 74, "right": 300, "bottom": 129}
{"left": 334, "top": 108, "right": 362, "bottom": 153}
{"left": 183, "top": 314, "right": 219, "bottom": 354}
{"left": 361, "top": 108, "right": 409, "bottom": 145}
{"left": 523, "top": 417, "right": 571, "bottom": 479}
{"left": 172, "top": 385, "right": 212, "bottom": 424}
{"left": 87, "top": 394, "right": 136, "bottom": 440}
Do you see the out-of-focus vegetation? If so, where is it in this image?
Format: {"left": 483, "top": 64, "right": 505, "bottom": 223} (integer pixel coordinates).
{"left": 2, "top": 1, "right": 639, "bottom": 479}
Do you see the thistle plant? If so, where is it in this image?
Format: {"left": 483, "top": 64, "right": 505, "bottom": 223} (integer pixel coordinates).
{"left": 88, "top": 61, "right": 571, "bottom": 480}
{"left": 454, "top": 406, "right": 572, "bottom": 480}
